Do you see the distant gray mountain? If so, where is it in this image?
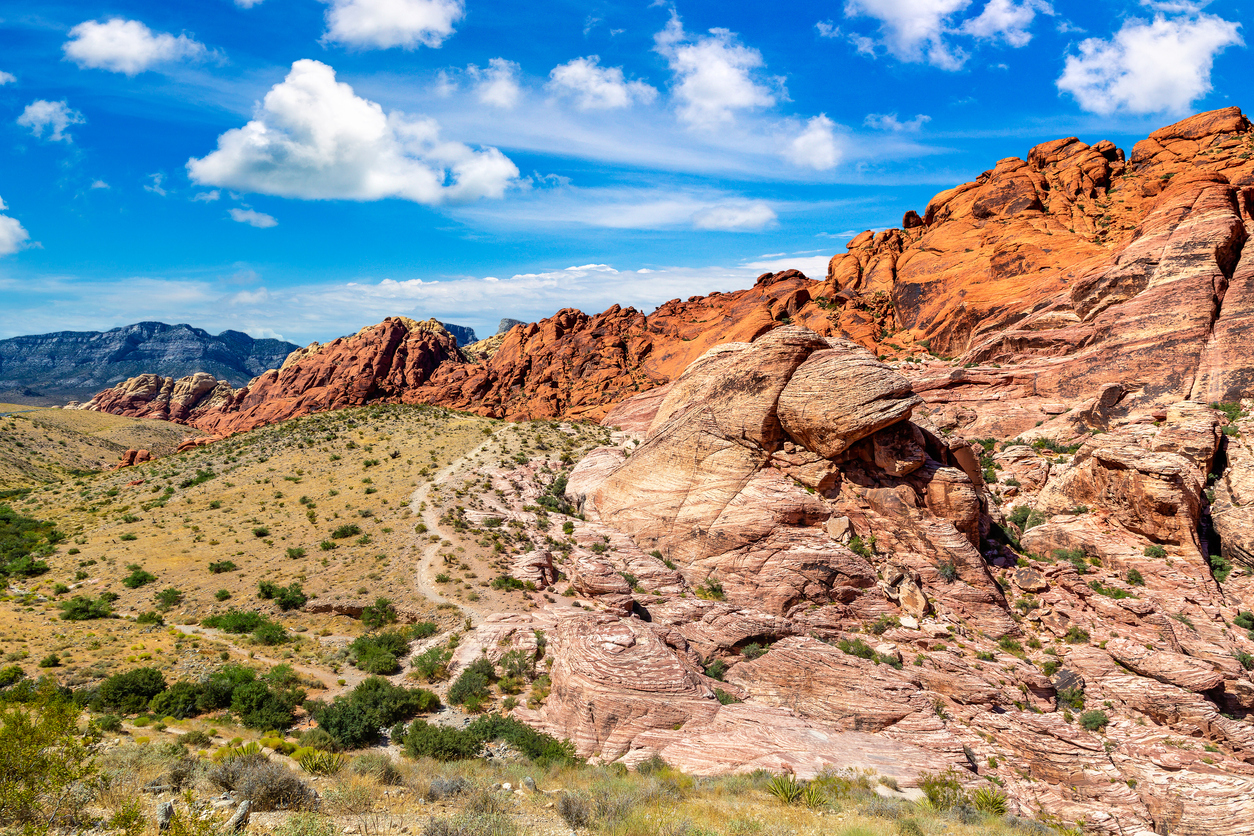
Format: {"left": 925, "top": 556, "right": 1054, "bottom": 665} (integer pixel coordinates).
{"left": 0, "top": 322, "right": 299, "bottom": 402}
{"left": 434, "top": 321, "right": 477, "bottom": 347}
{"left": 497, "top": 318, "right": 524, "bottom": 335}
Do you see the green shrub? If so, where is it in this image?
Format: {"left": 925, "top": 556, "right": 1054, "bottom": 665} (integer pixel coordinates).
{"left": 208, "top": 561, "right": 238, "bottom": 574}
{"left": 135, "top": 611, "right": 163, "bottom": 625}
{"left": 348, "top": 752, "right": 402, "bottom": 785}
{"left": 918, "top": 769, "right": 967, "bottom": 811}
{"left": 347, "top": 630, "right": 412, "bottom": 675}
{"left": 121, "top": 567, "right": 156, "bottom": 589}
{"left": 490, "top": 575, "right": 524, "bottom": 591}
{"left": 94, "top": 713, "right": 122, "bottom": 732}
{"left": 447, "top": 657, "right": 495, "bottom": 706}
{"left": 1235, "top": 651, "right": 1254, "bottom": 671}
{"left": 1209, "top": 553, "right": 1233, "bottom": 584}
{"left": 1064, "top": 626, "right": 1090, "bottom": 644}
{"left": 411, "top": 646, "right": 452, "bottom": 682}
{"left": 937, "top": 561, "right": 958, "bottom": 582}
{"left": 402, "top": 714, "right": 574, "bottom": 765}
{"left": 703, "top": 659, "right": 727, "bottom": 681}
{"left": 252, "top": 526, "right": 270, "bottom": 538}
{"left": 360, "top": 598, "right": 398, "bottom": 630}
{"left": 97, "top": 667, "right": 167, "bottom": 714}
{"left": 1235, "top": 611, "right": 1254, "bottom": 631}
{"left": 0, "top": 692, "right": 98, "bottom": 833}
{"left": 149, "top": 681, "right": 203, "bottom": 719}
{"left": 257, "top": 581, "right": 307, "bottom": 611}
{"left": 311, "top": 677, "right": 438, "bottom": 749}
{"left": 154, "top": 588, "right": 183, "bottom": 609}
{"left": 285, "top": 548, "right": 306, "bottom": 560}
{"left": 330, "top": 524, "right": 361, "bottom": 539}
{"left": 1144, "top": 545, "right": 1167, "bottom": 559}
{"left": 1079, "top": 710, "right": 1109, "bottom": 731}
{"left": 0, "top": 505, "right": 57, "bottom": 579}
{"left": 714, "top": 688, "right": 742, "bottom": 705}
{"left": 59, "top": 595, "right": 113, "bottom": 621}
{"left": 231, "top": 680, "right": 304, "bottom": 730}
{"left": 1126, "top": 568, "right": 1145, "bottom": 586}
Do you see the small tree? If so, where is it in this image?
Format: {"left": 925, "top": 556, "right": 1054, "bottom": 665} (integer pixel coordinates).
{"left": 0, "top": 690, "right": 99, "bottom": 834}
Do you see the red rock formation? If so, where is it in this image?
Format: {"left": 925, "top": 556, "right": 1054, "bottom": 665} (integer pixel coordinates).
{"left": 114, "top": 449, "right": 152, "bottom": 469}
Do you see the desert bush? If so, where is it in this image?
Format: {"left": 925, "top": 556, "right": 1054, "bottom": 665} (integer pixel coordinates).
{"left": 257, "top": 581, "right": 307, "bottom": 611}
{"left": 298, "top": 727, "right": 338, "bottom": 752}
{"left": 97, "top": 668, "right": 166, "bottom": 714}
{"left": 361, "top": 598, "right": 398, "bottom": 630}
{"left": 1080, "top": 710, "right": 1109, "bottom": 731}
{"left": 312, "top": 677, "right": 438, "bottom": 749}
{"left": 149, "top": 681, "right": 203, "bottom": 719}
{"left": 94, "top": 713, "right": 122, "bottom": 732}
{"left": 349, "top": 752, "right": 402, "bottom": 785}
{"left": 347, "top": 630, "right": 412, "bottom": 675}
{"left": 181, "top": 729, "right": 212, "bottom": 747}
{"left": 447, "top": 657, "right": 495, "bottom": 706}
{"left": 208, "top": 561, "right": 237, "bottom": 574}
{"left": 425, "top": 776, "right": 471, "bottom": 801}
{"left": 402, "top": 715, "right": 574, "bottom": 765}
{"left": 122, "top": 566, "right": 156, "bottom": 589}
{"left": 1144, "top": 544, "right": 1167, "bottom": 559}
{"left": 196, "top": 665, "right": 257, "bottom": 712}
{"left": 231, "top": 680, "right": 304, "bottom": 730}
{"left": 0, "top": 692, "right": 98, "bottom": 834}
{"left": 208, "top": 752, "right": 314, "bottom": 810}
{"left": 411, "top": 646, "right": 453, "bottom": 682}
{"left": 331, "top": 524, "right": 361, "bottom": 539}
{"left": 59, "top": 595, "right": 113, "bottom": 621}
{"left": 556, "top": 791, "right": 593, "bottom": 828}
{"left": 918, "top": 769, "right": 967, "bottom": 811}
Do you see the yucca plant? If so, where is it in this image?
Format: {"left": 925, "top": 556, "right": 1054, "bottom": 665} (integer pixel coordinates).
{"left": 296, "top": 748, "right": 347, "bottom": 776}
{"left": 801, "top": 781, "right": 827, "bottom": 809}
{"left": 971, "top": 786, "right": 1009, "bottom": 815}
{"left": 765, "top": 773, "right": 803, "bottom": 804}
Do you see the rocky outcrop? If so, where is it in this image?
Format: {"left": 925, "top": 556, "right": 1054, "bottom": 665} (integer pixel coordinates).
{"left": 454, "top": 316, "right": 1254, "bottom": 835}
{"left": 0, "top": 321, "right": 296, "bottom": 402}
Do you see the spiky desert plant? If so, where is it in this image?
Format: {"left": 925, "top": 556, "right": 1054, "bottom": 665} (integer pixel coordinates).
{"left": 971, "top": 786, "right": 1009, "bottom": 815}
{"left": 296, "top": 748, "right": 347, "bottom": 776}
{"left": 765, "top": 774, "right": 803, "bottom": 804}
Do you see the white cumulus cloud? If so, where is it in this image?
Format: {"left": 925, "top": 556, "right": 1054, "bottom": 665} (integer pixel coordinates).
{"left": 1057, "top": 10, "right": 1242, "bottom": 115}
{"left": 0, "top": 71, "right": 15, "bottom": 85}
{"left": 229, "top": 208, "right": 278, "bottom": 228}
{"left": 783, "top": 115, "right": 842, "bottom": 170}
{"left": 323, "top": 0, "right": 464, "bottom": 50}
{"left": 692, "top": 202, "right": 777, "bottom": 231}
{"left": 470, "top": 58, "right": 521, "bottom": 108}
{"left": 0, "top": 197, "right": 31, "bottom": 257}
{"left": 63, "top": 18, "right": 208, "bottom": 76}
{"left": 17, "top": 100, "right": 84, "bottom": 142}
{"left": 548, "top": 56, "right": 657, "bottom": 110}
{"left": 961, "top": 0, "right": 1053, "bottom": 46}
{"left": 654, "top": 13, "right": 778, "bottom": 126}
{"left": 187, "top": 59, "right": 519, "bottom": 205}
{"left": 843, "top": 0, "right": 1051, "bottom": 68}
{"left": 844, "top": 0, "right": 973, "bottom": 68}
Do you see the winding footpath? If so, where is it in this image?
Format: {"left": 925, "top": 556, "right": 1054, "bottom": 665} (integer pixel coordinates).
{"left": 407, "top": 432, "right": 501, "bottom": 626}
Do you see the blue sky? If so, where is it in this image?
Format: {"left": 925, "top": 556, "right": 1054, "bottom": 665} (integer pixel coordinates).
{"left": 0, "top": 0, "right": 1247, "bottom": 345}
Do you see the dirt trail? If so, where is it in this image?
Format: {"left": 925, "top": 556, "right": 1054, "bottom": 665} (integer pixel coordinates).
{"left": 408, "top": 432, "right": 501, "bottom": 626}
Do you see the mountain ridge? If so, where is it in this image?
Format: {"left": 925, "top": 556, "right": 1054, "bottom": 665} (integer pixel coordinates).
{"left": 0, "top": 321, "right": 299, "bottom": 403}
